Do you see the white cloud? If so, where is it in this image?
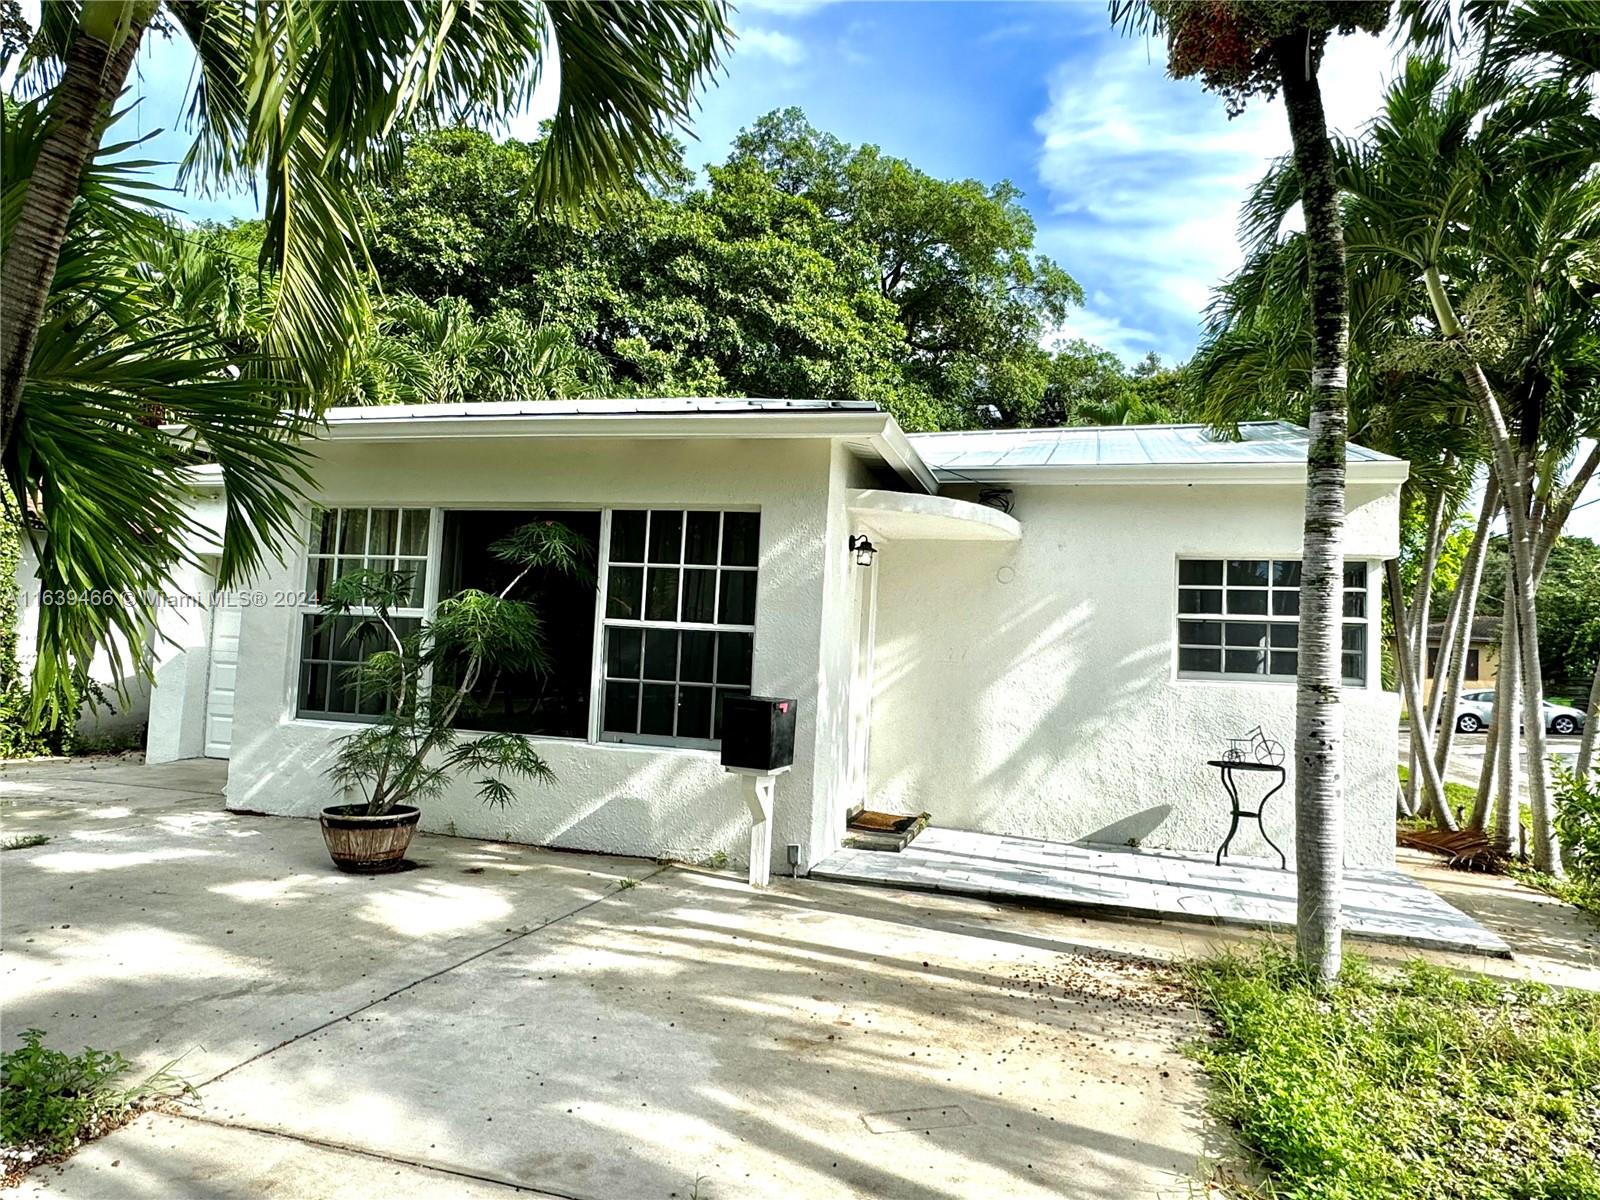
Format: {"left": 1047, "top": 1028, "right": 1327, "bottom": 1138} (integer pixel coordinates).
{"left": 735, "top": 27, "right": 808, "bottom": 66}
{"left": 1048, "top": 305, "right": 1164, "bottom": 366}
{"left": 1030, "top": 30, "right": 1398, "bottom": 363}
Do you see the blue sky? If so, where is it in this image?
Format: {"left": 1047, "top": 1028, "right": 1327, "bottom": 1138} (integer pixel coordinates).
{"left": 90, "top": 0, "right": 1401, "bottom": 368}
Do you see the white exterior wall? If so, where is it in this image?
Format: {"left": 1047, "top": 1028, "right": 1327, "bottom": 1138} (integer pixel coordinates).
{"left": 865, "top": 479, "right": 1403, "bottom": 868}
{"left": 145, "top": 490, "right": 229, "bottom": 763}
{"left": 14, "top": 536, "right": 161, "bottom": 745}
{"left": 224, "top": 435, "right": 853, "bottom": 873}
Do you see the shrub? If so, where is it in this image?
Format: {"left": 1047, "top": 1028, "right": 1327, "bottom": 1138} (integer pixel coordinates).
{"left": 1553, "top": 763, "right": 1600, "bottom": 886}
{"left": 0, "top": 1030, "right": 193, "bottom": 1155}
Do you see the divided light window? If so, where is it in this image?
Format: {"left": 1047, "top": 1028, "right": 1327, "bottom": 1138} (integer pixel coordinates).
{"left": 1176, "top": 559, "right": 1368, "bottom": 686}
{"left": 600, "top": 510, "right": 758, "bottom": 747}
{"left": 298, "top": 507, "right": 429, "bottom": 719}
{"left": 295, "top": 505, "right": 761, "bottom": 748}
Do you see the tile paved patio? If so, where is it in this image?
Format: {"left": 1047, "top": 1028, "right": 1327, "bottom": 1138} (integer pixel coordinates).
{"left": 811, "top": 827, "right": 1512, "bottom": 957}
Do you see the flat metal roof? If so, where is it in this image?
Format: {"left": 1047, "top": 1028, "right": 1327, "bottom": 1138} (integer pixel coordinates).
{"left": 299, "top": 405, "right": 1406, "bottom": 489}
{"left": 907, "top": 421, "right": 1407, "bottom": 484}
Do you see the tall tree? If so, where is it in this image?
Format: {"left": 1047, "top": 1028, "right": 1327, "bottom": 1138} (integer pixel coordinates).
{"left": 1337, "top": 62, "right": 1599, "bottom": 870}
{"left": 726, "top": 109, "right": 1084, "bottom": 427}
{"left": 1115, "top": 1, "right": 1390, "bottom": 983}
{"left": 357, "top": 119, "right": 1099, "bottom": 431}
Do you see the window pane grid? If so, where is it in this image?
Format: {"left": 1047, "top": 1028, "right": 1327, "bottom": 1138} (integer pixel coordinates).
{"left": 306, "top": 506, "right": 430, "bottom": 611}
{"left": 1177, "top": 558, "right": 1368, "bottom": 685}
{"left": 298, "top": 614, "right": 420, "bottom": 719}
{"left": 299, "top": 506, "right": 759, "bottom": 740}
{"left": 601, "top": 509, "right": 758, "bottom": 744}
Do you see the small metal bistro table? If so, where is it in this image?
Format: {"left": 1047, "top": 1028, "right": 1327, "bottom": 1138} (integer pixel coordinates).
{"left": 1207, "top": 759, "right": 1288, "bottom": 870}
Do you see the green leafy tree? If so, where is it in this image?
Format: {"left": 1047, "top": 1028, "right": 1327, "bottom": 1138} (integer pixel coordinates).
{"left": 727, "top": 109, "right": 1084, "bottom": 426}
{"left": 360, "top": 115, "right": 1096, "bottom": 431}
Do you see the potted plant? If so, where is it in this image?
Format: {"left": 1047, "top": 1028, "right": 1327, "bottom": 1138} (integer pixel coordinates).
{"left": 315, "top": 520, "right": 590, "bottom": 873}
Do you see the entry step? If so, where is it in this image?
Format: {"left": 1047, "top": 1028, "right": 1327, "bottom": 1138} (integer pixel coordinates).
{"left": 843, "top": 810, "right": 930, "bottom": 853}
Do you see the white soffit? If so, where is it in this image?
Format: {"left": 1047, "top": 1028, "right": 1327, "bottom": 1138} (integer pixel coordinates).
{"left": 847, "top": 489, "right": 1021, "bottom": 543}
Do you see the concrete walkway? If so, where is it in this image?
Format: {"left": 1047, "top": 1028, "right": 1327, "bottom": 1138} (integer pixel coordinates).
{"left": 1395, "top": 848, "right": 1600, "bottom": 991}
{"left": 1, "top": 759, "right": 1226, "bottom": 1200}
{"left": 811, "top": 828, "right": 1511, "bottom": 957}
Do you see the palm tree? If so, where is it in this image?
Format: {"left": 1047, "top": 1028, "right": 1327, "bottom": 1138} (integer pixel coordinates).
{"left": 1335, "top": 63, "right": 1599, "bottom": 871}
{"left": 1113, "top": 0, "right": 1391, "bottom": 983}
{"left": 3, "top": 0, "right": 729, "bottom": 441}
{"left": 1191, "top": 227, "right": 1478, "bottom": 830}
{"left": 3, "top": 108, "right": 317, "bottom": 717}
{"left": 3, "top": 1, "right": 728, "bottom": 721}
{"left": 338, "top": 294, "right": 608, "bottom": 407}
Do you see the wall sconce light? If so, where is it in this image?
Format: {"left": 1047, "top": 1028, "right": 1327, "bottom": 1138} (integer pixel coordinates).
{"left": 849, "top": 534, "right": 878, "bottom": 567}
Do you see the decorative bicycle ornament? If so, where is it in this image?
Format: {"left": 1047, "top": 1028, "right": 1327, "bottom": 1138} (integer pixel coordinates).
{"left": 1222, "top": 725, "right": 1285, "bottom": 766}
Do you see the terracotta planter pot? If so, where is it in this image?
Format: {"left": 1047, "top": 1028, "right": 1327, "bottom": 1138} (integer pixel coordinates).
{"left": 319, "top": 804, "right": 420, "bottom": 873}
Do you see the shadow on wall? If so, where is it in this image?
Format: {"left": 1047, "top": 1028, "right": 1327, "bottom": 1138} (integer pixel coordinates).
{"left": 866, "top": 538, "right": 1170, "bottom": 840}
{"left": 1078, "top": 806, "right": 1174, "bottom": 849}
{"left": 226, "top": 710, "right": 754, "bottom": 868}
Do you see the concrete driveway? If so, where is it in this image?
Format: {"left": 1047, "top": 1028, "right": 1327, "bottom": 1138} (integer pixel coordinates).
{"left": 1, "top": 760, "right": 1223, "bottom": 1200}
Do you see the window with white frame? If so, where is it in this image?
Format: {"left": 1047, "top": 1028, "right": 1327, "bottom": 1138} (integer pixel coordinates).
{"left": 295, "top": 505, "right": 761, "bottom": 747}
{"left": 1176, "top": 559, "right": 1369, "bottom": 685}
{"left": 298, "top": 507, "right": 430, "bottom": 719}
{"left": 599, "top": 510, "right": 758, "bottom": 746}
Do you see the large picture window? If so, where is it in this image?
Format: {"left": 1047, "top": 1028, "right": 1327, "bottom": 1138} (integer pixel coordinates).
{"left": 436, "top": 510, "right": 601, "bottom": 739}
{"left": 600, "top": 510, "right": 758, "bottom": 746}
{"left": 296, "top": 505, "right": 760, "bottom": 747}
{"left": 1176, "top": 559, "right": 1369, "bottom": 685}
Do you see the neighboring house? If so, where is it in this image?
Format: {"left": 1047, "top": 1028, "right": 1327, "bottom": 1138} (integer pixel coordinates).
{"left": 1424, "top": 616, "right": 1500, "bottom": 699}
{"left": 143, "top": 400, "right": 1407, "bottom": 871}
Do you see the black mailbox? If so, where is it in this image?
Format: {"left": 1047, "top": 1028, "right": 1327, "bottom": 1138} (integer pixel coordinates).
{"left": 720, "top": 696, "right": 797, "bottom": 772}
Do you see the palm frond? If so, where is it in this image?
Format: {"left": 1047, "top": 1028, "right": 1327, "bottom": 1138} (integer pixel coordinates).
{"left": 536, "top": 1, "right": 731, "bottom": 212}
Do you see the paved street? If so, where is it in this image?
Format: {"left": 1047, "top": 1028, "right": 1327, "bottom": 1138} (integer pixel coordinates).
{"left": 1399, "top": 727, "right": 1582, "bottom": 790}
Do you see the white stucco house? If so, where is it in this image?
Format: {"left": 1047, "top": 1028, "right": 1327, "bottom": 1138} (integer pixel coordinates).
{"left": 139, "top": 398, "right": 1407, "bottom": 871}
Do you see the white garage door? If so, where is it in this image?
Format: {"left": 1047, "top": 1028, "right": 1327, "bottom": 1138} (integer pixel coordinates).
{"left": 204, "top": 600, "right": 242, "bottom": 759}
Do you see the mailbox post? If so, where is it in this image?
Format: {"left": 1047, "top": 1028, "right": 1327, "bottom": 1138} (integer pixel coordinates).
{"left": 720, "top": 696, "right": 797, "bottom": 888}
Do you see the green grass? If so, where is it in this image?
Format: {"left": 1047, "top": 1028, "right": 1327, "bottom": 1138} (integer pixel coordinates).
{"left": 1396, "top": 765, "right": 1479, "bottom": 821}
{"left": 1188, "top": 947, "right": 1600, "bottom": 1200}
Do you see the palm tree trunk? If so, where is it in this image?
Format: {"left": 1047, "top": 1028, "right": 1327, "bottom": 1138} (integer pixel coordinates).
{"left": 1432, "top": 480, "right": 1499, "bottom": 782}
{"left": 1423, "top": 268, "right": 1561, "bottom": 874}
{"left": 1388, "top": 559, "right": 1456, "bottom": 830}
{"left": 1492, "top": 597, "right": 1521, "bottom": 856}
{"left": 1395, "top": 560, "right": 1459, "bottom": 825}
{"left": 1577, "top": 652, "right": 1599, "bottom": 779}
{"left": 0, "top": 5, "right": 149, "bottom": 451}
{"left": 1274, "top": 35, "right": 1348, "bottom": 984}
{"left": 1468, "top": 702, "right": 1497, "bottom": 831}
{"left": 1402, "top": 489, "right": 1449, "bottom": 818}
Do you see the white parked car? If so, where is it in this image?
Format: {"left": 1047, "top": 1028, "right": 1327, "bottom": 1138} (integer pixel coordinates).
{"left": 1450, "top": 690, "right": 1588, "bottom": 736}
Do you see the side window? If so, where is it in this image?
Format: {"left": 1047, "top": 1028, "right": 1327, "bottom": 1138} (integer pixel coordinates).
{"left": 298, "top": 507, "right": 429, "bottom": 719}
{"left": 1176, "top": 559, "right": 1368, "bottom": 685}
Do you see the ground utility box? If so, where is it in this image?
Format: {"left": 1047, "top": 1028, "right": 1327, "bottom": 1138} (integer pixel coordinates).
{"left": 720, "top": 696, "right": 797, "bottom": 773}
